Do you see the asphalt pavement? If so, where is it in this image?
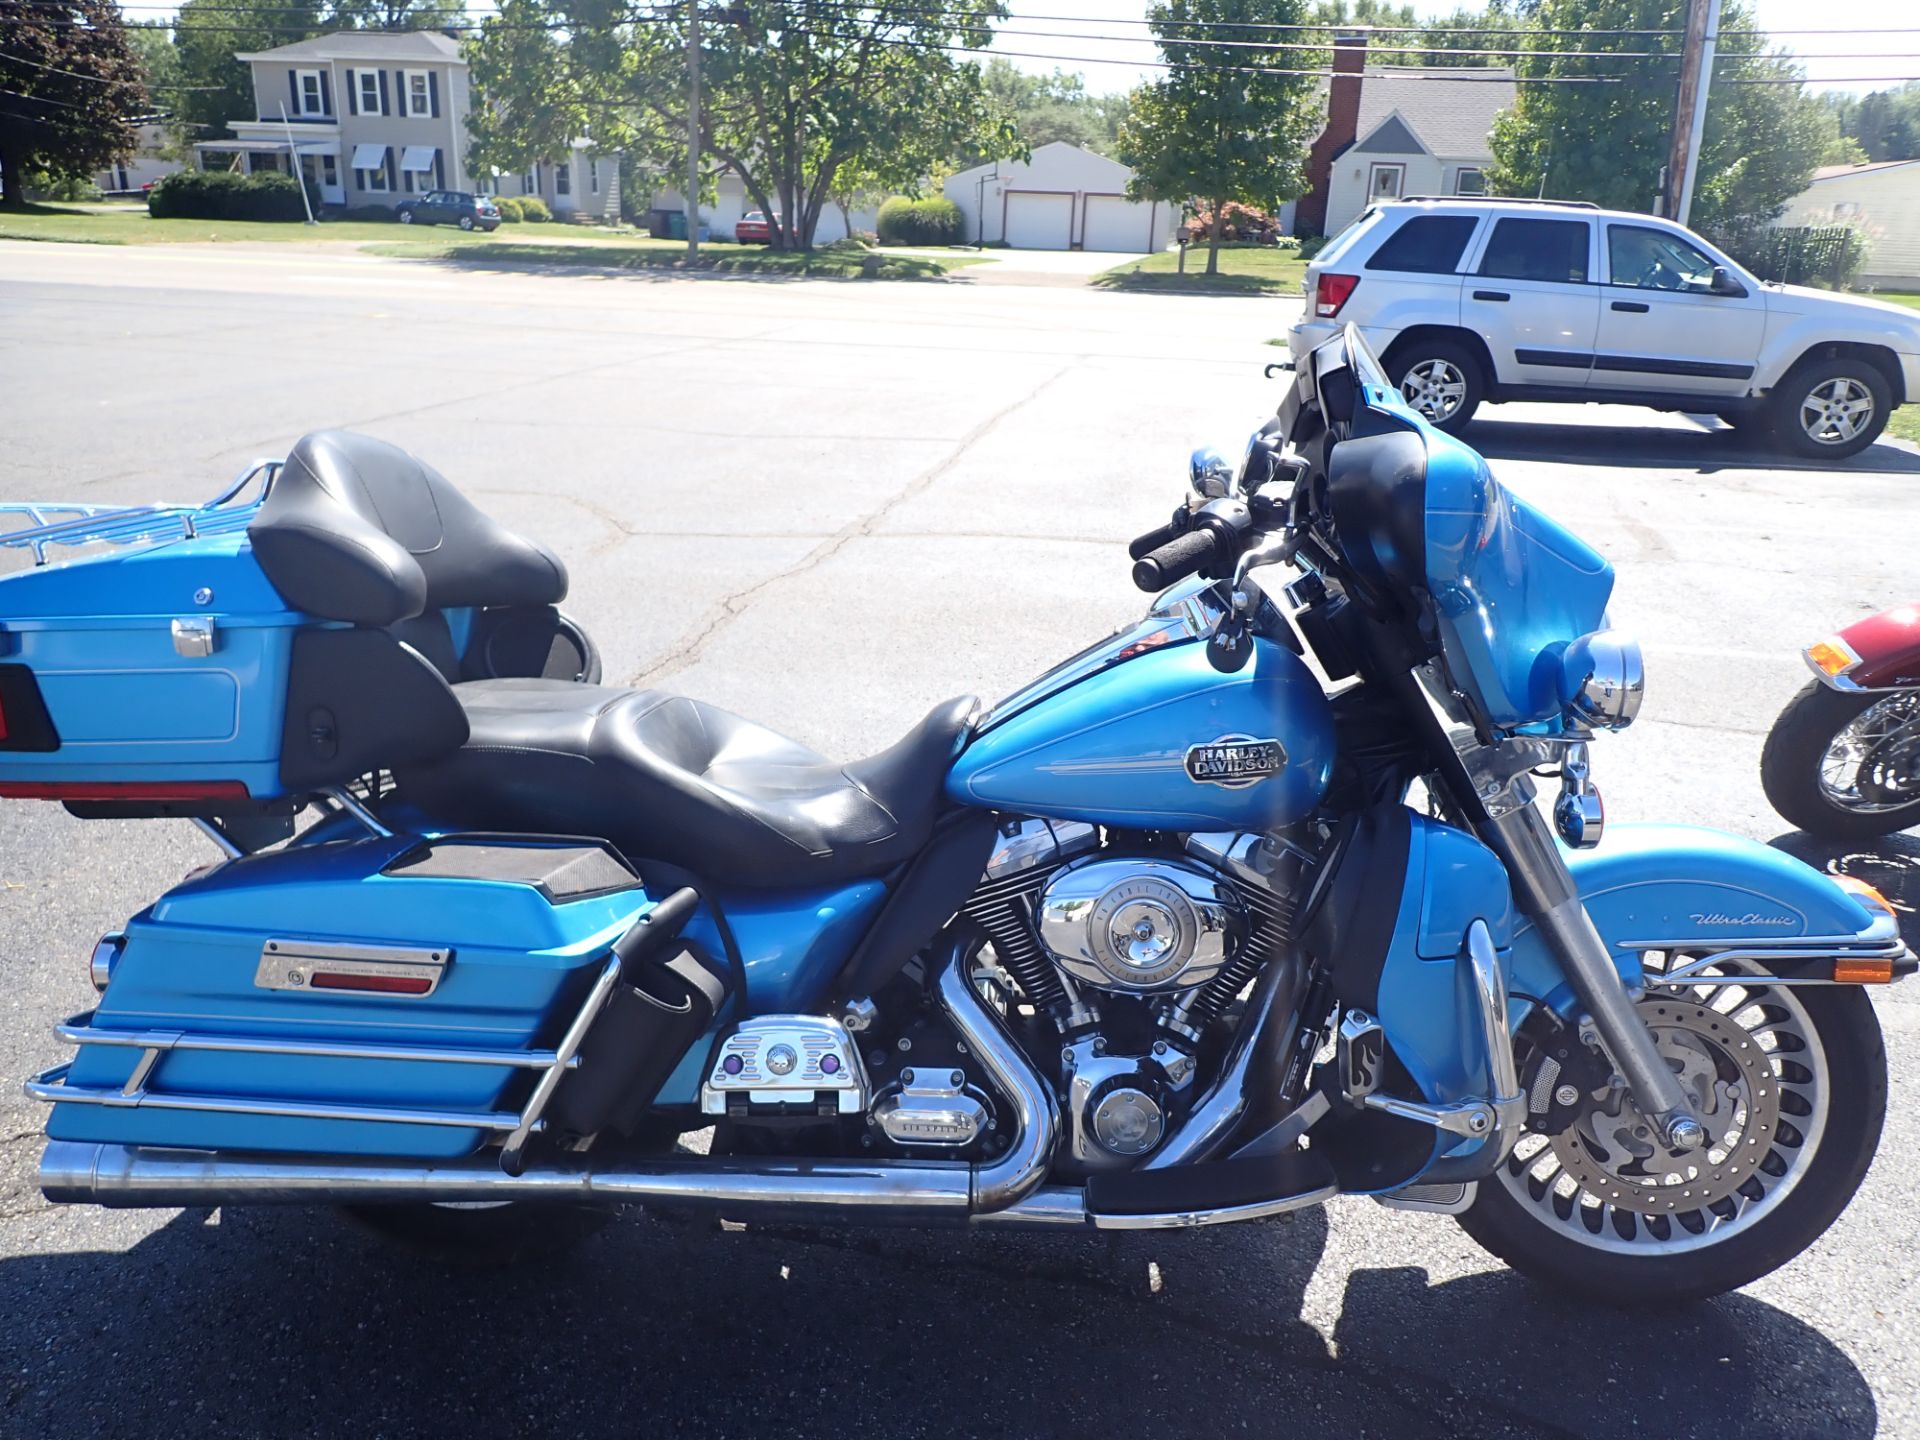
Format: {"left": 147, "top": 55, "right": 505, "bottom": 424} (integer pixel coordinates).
{"left": 0, "top": 240, "right": 1916, "bottom": 1439}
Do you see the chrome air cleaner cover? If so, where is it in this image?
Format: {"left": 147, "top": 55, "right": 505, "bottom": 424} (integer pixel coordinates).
{"left": 1037, "top": 857, "right": 1243, "bottom": 993}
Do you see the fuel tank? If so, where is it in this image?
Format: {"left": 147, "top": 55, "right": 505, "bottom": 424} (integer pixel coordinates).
{"left": 948, "top": 636, "right": 1336, "bottom": 831}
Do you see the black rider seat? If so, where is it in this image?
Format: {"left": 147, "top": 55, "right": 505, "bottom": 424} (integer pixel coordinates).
{"left": 396, "top": 681, "right": 981, "bottom": 888}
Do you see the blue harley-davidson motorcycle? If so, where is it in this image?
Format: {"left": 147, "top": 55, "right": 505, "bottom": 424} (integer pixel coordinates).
{"left": 4, "top": 329, "right": 1908, "bottom": 1303}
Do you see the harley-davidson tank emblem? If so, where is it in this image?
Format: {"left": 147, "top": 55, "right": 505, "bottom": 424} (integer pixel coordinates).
{"left": 1184, "top": 735, "right": 1288, "bottom": 789}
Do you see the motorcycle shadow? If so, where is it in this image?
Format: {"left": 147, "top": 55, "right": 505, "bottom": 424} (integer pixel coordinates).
{"left": 1770, "top": 830, "right": 1920, "bottom": 951}
{"left": 0, "top": 1195, "right": 1878, "bottom": 1439}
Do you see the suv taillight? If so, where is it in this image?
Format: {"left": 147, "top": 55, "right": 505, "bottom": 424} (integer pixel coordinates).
{"left": 1315, "top": 273, "right": 1359, "bottom": 318}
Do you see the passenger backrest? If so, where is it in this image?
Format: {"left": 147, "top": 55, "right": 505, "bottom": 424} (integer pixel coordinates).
{"left": 249, "top": 431, "right": 568, "bottom": 626}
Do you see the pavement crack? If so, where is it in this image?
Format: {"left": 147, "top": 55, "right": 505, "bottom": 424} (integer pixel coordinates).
{"left": 626, "top": 359, "right": 1081, "bottom": 688}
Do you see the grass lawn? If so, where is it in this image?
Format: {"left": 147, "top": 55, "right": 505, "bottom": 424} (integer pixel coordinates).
{"left": 367, "top": 236, "right": 980, "bottom": 280}
{"left": 1095, "top": 243, "right": 1308, "bottom": 294}
{"left": 1888, "top": 406, "right": 1920, "bottom": 445}
{"left": 0, "top": 202, "right": 526, "bottom": 246}
{"left": 1869, "top": 291, "right": 1920, "bottom": 312}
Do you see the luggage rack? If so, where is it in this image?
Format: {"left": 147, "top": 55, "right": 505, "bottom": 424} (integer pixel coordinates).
{"left": 0, "top": 456, "right": 281, "bottom": 568}
{"left": 22, "top": 949, "right": 625, "bottom": 1166}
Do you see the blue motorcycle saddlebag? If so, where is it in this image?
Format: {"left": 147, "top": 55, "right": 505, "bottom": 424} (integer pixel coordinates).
{"left": 47, "top": 834, "right": 653, "bottom": 1158}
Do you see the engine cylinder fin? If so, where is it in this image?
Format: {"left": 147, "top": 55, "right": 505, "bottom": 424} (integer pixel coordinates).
{"left": 1177, "top": 883, "right": 1296, "bottom": 1031}
{"left": 963, "top": 873, "right": 1068, "bottom": 1013}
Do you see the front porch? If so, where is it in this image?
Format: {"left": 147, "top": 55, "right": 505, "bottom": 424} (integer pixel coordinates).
{"left": 194, "top": 121, "right": 345, "bottom": 206}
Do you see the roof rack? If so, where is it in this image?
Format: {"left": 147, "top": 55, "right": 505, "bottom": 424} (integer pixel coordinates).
{"left": 0, "top": 458, "right": 280, "bottom": 568}
{"left": 1398, "top": 196, "right": 1600, "bottom": 210}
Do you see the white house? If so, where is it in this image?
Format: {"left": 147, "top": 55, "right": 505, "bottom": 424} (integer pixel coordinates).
{"left": 95, "top": 116, "right": 182, "bottom": 196}
{"left": 193, "top": 31, "right": 617, "bottom": 219}
{"left": 1296, "top": 37, "right": 1511, "bottom": 238}
{"left": 1777, "top": 158, "right": 1920, "bottom": 287}
{"left": 945, "top": 142, "right": 1177, "bottom": 252}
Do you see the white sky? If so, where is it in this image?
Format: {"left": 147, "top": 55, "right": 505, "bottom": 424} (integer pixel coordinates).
{"left": 981, "top": 0, "right": 1920, "bottom": 96}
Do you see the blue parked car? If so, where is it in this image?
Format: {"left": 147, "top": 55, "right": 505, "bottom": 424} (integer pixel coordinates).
{"left": 395, "top": 189, "right": 500, "bottom": 231}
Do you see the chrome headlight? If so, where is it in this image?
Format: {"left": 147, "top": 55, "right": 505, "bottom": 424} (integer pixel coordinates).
{"left": 1558, "top": 630, "right": 1643, "bottom": 730}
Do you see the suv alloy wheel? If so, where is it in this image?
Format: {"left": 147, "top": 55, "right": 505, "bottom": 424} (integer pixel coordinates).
{"left": 1768, "top": 356, "right": 1891, "bottom": 460}
{"left": 1388, "top": 339, "right": 1485, "bottom": 433}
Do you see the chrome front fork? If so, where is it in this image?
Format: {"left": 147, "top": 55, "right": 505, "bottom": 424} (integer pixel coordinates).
{"left": 1478, "top": 797, "right": 1706, "bottom": 1153}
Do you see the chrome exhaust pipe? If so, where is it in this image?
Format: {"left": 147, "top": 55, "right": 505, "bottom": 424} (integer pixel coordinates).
{"left": 40, "top": 949, "right": 1058, "bottom": 1219}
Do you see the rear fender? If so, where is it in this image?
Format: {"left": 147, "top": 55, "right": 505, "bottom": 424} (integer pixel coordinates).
{"left": 1511, "top": 823, "right": 1891, "bottom": 1018}
{"left": 1809, "top": 602, "right": 1920, "bottom": 691}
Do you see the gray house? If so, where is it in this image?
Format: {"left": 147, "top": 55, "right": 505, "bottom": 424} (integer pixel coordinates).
{"left": 193, "top": 30, "right": 617, "bottom": 219}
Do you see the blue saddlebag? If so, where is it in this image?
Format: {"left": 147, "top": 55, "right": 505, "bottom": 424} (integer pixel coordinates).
{"left": 0, "top": 528, "right": 306, "bottom": 800}
{"left": 44, "top": 834, "right": 652, "bottom": 1158}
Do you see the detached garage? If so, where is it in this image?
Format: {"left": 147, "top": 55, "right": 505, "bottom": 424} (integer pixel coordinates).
{"left": 945, "top": 141, "right": 1177, "bottom": 253}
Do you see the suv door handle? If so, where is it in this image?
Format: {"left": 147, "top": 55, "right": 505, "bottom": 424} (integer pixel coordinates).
{"left": 1472, "top": 290, "right": 1510, "bottom": 302}
{"left": 1611, "top": 300, "right": 1650, "bottom": 313}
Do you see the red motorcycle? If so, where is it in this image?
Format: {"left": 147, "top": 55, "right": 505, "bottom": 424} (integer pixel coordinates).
{"left": 1763, "top": 603, "right": 1920, "bottom": 839}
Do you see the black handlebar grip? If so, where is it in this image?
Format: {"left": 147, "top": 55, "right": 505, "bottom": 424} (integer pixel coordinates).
{"left": 1132, "top": 527, "right": 1219, "bottom": 593}
{"left": 1127, "top": 519, "right": 1186, "bottom": 561}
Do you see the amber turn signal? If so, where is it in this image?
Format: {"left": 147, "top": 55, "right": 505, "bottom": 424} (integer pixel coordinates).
{"left": 1833, "top": 956, "right": 1896, "bottom": 984}
{"left": 1806, "top": 637, "right": 1861, "bottom": 679}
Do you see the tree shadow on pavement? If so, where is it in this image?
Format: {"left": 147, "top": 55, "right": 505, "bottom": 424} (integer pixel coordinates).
{"left": 0, "top": 1190, "right": 1876, "bottom": 1439}
{"left": 1465, "top": 412, "right": 1920, "bottom": 477}
{"left": 1770, "top": 829, "right": 1920, "bottom": 950}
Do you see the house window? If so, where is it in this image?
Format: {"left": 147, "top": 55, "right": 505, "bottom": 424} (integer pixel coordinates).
{"left": 1367, "top": 163, "right": 1405, "bottom": 201}
{"left": 523, "top": 165, "right": 537, "bottom": 194}
{"left": 554, "top": 159, "right": 570, "bottom": 196}
{"left": 321, "top": 154, "right": 338, "bottom": 187}
{"left": 297, "top": 69, "right": 324, "bottom": 116}
{"left": 589, "top": 157, "right": 598, "bottom": 194}
{"left": 361, "top": 165, "right": 389, "bottom": 193}
{"left": 358, "top": 71, "right": 382, "bottom": 116}
{"left": 1453, "top": 167, "right": 1486, "bottom": 196}
{"left": 404, "top": 69, "right": 430, "bottom": 118}
{"left": 1834, "top": 200, "right": 1860, "bottom": 219}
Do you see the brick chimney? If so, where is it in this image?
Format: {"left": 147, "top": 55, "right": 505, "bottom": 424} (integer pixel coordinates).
{"left": 1295, "top": 33, "right": 1367, "bottom": 237}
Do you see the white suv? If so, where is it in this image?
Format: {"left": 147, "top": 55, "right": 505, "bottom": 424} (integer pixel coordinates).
{"left": 1288, "top": 197, "right": 1920, "bottom": 459}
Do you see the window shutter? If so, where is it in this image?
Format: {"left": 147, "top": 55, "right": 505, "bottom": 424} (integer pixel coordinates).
{"left": 385, "top": 149, "right": 397, "bottom": 192}
{"left": 346, "top": 69, "right": 357, "bottom": 116}
{"left": 319, "top": 70, "right": 331, "bottom": 116}
{"left": 433, "top": 150, "right": 444, "bottom": 189}
{"left": 288, "top": 70, "right": 299, "bottom": 113}
{"left": 429, "top": 72, "right": 439, "bottom": 119}
{"left": 377, "top": 69, "right": 389, "bottom": 116}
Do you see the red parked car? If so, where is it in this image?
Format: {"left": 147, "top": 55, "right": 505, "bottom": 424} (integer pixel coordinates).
{"left": 734, "top": 211, "right": 777, "bottom": 244}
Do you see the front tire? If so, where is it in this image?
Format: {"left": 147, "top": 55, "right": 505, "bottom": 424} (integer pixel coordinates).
{"left": 397, "top": 209, "right": 414, "bottom": 225}
{"left": 1767, "top": 356, "right": 1891, "bottom": 460}
{"left": 1456, "top": 972, "right": 1887, "bottom": 1307}
{"left": 1387, "top": 339, "right": 1484, "bottom": 433}
{"left": 1762, "top": 679, "right": 1920, "bottom": 839}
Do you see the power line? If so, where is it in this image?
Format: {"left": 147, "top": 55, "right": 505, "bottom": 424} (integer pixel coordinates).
{"left": 0, "top": 48, "right": 223, "bottom": 85}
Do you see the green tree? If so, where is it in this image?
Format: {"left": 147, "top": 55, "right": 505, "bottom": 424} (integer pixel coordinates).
{"left": 0, "top": 0, "right": 148, "bottom": 210}
{"left": 1117, "top": 0, "right": 1324, "bottom": 274}
{"left": 466, "top": 0, "right": 1018, "bottom": 250}
{"left": 1823, "top": 82, "right": 1920, "bottom": 163}
{"left": 172, "top": 0, "right": 325, "bottom": 141}
{"left": 324, "top": 0, "right": 469, "bottom": 32}
{"left": 976, "top": 58, "right": 1129, "bottom": 156}
{"left": 1487, "top": 0, "right": 1831, "bottom": 243}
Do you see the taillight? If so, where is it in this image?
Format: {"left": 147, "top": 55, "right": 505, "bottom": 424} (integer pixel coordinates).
{"left": 90, "top": 931, "right": 126, "bottom": 992}
{"left": 1315, "top": 272, "right": 1359, "bottom": 318}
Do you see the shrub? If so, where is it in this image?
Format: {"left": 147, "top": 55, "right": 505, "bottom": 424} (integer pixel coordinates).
{"left": 149, "top": 170, "right": 315, "bottom": 222}
{"left": 493, "top": 196, "right": 525, "bottom": 222}
{"left": 31, "top": 174, "right": 101, "bottom": 202}
{"left": 340, "top": 204, "right": 396, "bottom": 222}
{"left": 876, "top": 196, "right": 963, "bottom": 246}
{"left": 1298, "top": 233, "right": 1330, "bottom": 261}
{"left": 519, "top": 196, "right": 552, "bottom": 223}
{"left": 1182, "top": 202, "right": 1280, "bottom": 245}
{"left": 1719, "top": 224, "right": 1867, "bottom": 291}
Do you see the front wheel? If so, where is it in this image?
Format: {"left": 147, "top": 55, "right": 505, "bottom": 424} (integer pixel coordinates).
{"left": 1387, "top": 339, "right": 1484, "bottom": 433}
{"left": 397, "top": 209, "right": 414, "bottom": 225}
{"left": 1761, "top": 680, "right": 1920, "bottom": 839}
{"left": 1456, "top": 966, "right": 1887, "bottom": 1306}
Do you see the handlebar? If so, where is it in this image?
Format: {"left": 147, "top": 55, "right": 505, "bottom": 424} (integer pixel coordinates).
{"left": 1127, "top": 514, "right": 1187, "bottom": 561}
{"left": 1131, "top": 526, "right": 1222, "bottom": 593}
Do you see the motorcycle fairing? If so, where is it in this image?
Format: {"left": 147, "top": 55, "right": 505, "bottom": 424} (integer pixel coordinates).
{"left": 1508, "top": 824, "right": 1888, "bottom": 1018}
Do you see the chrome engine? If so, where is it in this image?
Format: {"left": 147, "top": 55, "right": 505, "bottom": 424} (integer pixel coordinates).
{"left": 961, "top": 819, "right": 1308, "bottom": 1173}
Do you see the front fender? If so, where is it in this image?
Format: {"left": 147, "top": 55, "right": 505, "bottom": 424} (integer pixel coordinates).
{"left": 1816, "top": 601, "right": 1920, "bottom": 691}
{"left": 1510, "top": 823, "right": 1886, "bottom": 1017}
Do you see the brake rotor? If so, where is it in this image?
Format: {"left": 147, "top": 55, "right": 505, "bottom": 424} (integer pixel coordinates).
{"left": 1548, "top": 997, "right": 1779, "bottom": 1216}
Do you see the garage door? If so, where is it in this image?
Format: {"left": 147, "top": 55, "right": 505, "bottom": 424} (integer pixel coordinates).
{"left": 1082, "top": 195, "right": 1152, "bottom": 253}
{"left": 1004, "top": 191, "right": 1073, "bottom": 250}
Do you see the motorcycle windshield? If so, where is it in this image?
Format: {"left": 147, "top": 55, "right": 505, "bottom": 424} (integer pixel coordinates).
{"left": 1332, "top": 337, "right": 1614, "bottom": 729}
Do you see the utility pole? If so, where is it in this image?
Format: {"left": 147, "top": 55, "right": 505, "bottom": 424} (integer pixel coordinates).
{"left": 1665, "top": 0, "right": 1723, "bottom": 225}
{"left": 686, "top": 0, "right": 701, "bottom": 261}
{"left": 278, "top": 103, "right": 316, "bottom": 225}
